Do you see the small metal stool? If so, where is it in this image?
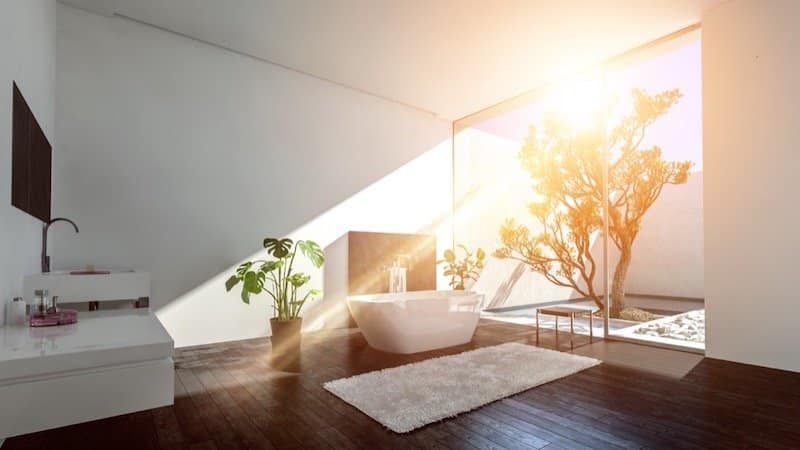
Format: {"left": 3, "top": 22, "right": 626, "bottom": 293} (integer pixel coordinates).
{"left": 536, "top": 305, "right": 595, "bottom": 350}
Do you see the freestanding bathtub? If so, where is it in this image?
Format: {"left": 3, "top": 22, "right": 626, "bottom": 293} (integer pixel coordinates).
{"left": 347, "top": 290, "right": 483, "bottom": 354}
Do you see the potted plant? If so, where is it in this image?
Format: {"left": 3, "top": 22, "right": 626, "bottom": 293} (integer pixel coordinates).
{"left": 225, "top": 238, "right": 324, "bottom": 367}
{"left": 438, "top": 244, "right": 485, "bottom": 290}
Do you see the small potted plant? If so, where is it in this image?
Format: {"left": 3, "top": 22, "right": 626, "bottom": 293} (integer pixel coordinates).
{"left": 225, "top": 238, "right": 324, "bottom": 367}
{"left": 438, "top": 244, "right": 486, "bottom": 290}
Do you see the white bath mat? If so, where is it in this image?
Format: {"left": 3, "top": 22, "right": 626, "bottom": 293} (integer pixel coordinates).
{"left": 323, "top": 342, "right": 601, "bottom": 433}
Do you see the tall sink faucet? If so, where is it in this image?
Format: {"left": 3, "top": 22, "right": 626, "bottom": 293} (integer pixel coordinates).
{"left": 42, "top": 217, "right": 79, "bottom": 273}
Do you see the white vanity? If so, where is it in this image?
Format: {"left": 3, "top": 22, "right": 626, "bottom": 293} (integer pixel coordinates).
{"left": 0, "top": 271, "right": 174, "bottom": 440}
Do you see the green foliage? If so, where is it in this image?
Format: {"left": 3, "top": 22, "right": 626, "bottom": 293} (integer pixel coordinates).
{"left": 438, "top": 244, "right": 486, "bottom": 290}
{"left": 298, "top": 240, "right": 324, "bottom": 268}
{"left": 225, "top": 238, "right": 325, "bottom": 320}
{"left": 494, "top": 88, "right": 693, "bottom": 314}
{"left": 263, "top": 238, "right": 293, "bottom": 258}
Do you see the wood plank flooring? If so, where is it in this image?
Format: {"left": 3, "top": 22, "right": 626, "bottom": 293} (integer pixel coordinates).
{"left": 4, "top": 319, "right": 800, "bottom": 449}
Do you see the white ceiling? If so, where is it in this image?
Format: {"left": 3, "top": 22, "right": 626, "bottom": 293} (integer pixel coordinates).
{"left": 59, "top": 0, "right": 722, "bottom": 120}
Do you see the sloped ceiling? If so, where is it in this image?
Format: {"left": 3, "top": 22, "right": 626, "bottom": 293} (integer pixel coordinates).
{"left": 58, "top": 0, "right": 722, "bottom": 120}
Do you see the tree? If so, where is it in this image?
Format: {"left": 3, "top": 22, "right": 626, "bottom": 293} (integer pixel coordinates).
{"left": 494, "top": 89, "right": 692, "bottom": 317}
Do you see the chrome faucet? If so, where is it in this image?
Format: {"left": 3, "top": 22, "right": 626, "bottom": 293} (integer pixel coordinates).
{"left": 42, "top": 217, "right": 79, "bottom": 273}
{"left": 387, "top": 254, "right": 411, "bottom": 293}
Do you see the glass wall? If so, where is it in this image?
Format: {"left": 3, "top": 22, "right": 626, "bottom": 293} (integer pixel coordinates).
{"left": 453, "top": 29, "right": 703, "bottom": 351}
{"left": 453, "top": 72, "right": 608, "bottom": 342}
{"left": 604, "top": 31, "right": 704, "bottom": 350}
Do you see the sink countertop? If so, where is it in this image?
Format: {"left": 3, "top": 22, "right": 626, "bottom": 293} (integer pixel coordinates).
{"left": 0, "top": 309, "right": 173, "bottom": 383}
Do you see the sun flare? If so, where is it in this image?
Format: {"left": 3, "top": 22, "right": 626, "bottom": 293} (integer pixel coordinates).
{"left": 545, "top": 75, "right": 608, "bottom": 131}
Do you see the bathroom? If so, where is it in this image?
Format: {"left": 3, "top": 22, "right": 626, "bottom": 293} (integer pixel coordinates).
{"left": 3, "top": 1, "right": 799, "bottom": 448}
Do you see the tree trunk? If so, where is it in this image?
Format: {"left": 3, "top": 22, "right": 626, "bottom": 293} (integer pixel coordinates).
{"left": 610, "top": 249, "right": 632, "bottom": 318}
{"left": 589, "top": 294, "right": 604, "bottom": 312}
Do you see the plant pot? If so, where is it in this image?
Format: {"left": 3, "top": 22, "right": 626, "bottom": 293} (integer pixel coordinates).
{"left": 463, "top": 278, "right": 477, "bottom": 291}
{"left": 269, "top": 317, "right": 302, "bottom": 370}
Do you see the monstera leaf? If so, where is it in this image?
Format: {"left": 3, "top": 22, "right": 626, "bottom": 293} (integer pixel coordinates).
{"left": 288, "top": 272, "right": 311, "bottom": 287}
{"left": 225, "top": 261, "right": 254, "bottom": 292}
{"left": 235, "top": 261, "right": 253, "bottom": 277}
{"left": 260, "top": 260, "right": 283, "bottom": 273}
{"left": 263, "top": 238, "right": 293, "bottom": 258}
{"left": 298, "top": 240, "right": 324, "bottom": 268}
{"left": 240, "top": 270, "right": 266, "bottom": 304}
{"left": 224, "top": 275, "right": 240, "bottom": 292}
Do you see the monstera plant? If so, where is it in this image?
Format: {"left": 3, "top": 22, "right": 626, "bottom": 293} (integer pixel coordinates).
{"left": 225, "top": 237, "right": 324, "bottom": 366}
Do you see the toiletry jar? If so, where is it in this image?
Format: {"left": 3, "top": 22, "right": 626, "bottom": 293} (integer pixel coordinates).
{"left": 6, "top": 298, "right": 27, "bottom": 326}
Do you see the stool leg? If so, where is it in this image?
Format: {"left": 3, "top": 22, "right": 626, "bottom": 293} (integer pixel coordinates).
{"left": 589, "top": 312, "right": 593, "bottom": 343}
{"left": 536, "top": 310, "right": 539, "bottom": 345}
{"left": 570, "top": 314, "right": 574, "bottom": 350}
{"left": 555, "top": 316, "right": 559, "bottom": 350}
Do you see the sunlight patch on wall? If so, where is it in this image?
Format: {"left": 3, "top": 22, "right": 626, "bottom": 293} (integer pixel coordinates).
{"left": 158, "top": 139, "right": 452, "bottom": 347}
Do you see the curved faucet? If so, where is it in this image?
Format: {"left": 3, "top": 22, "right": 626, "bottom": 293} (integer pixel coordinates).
{"left": 42, "top": 217, "right": 79, "bottom": 273}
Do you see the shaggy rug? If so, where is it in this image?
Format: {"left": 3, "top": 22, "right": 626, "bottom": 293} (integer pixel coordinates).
{"left": 323, "top": 342, "right": 601, "bottom": 433}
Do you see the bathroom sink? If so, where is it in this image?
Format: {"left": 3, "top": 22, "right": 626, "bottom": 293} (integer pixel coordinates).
{"left": 42, "top": 269, "right": 134, "bottom": 276}
{"left": 23, "top": 271, "right": 150, "bottom": 304}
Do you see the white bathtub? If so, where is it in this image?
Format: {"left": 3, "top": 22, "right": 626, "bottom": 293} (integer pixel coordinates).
{"left": 347, "top": 290, "right": 483, "bottom": 354}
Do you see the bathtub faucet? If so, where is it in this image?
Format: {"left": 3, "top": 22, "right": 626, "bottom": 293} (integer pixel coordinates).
{"left": 387, "top": 255, "right": 410, "bottom": 293}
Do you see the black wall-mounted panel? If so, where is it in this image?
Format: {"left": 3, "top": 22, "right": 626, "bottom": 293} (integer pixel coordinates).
{"left": 11, "top": 81, "right": 51, "bottom": 222}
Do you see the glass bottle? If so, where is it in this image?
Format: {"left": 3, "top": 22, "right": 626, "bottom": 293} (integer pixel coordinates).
{"left": 34, "top": 289, "right": 50, "bottom": 316}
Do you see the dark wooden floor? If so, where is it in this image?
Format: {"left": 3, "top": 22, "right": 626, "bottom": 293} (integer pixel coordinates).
{"left": 5, "top": 319, "right": 800, "bottom": 449}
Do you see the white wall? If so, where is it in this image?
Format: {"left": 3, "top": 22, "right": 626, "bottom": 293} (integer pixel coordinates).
{"left": 625, "top": 172, "right": 704, "bottom": 299}
{"left": 704, "top": 0, "right": 800, "bottom": 372}
{"left": 53, "top": 4, "right": 451, "bottom": 347}
{"left": 0, "top": 0, "right": 56, "bottom": 323}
